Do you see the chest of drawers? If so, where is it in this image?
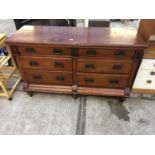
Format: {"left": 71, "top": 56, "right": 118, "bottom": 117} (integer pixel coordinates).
{"left": 6, "top": 26, "right": 147, "bottom": 98}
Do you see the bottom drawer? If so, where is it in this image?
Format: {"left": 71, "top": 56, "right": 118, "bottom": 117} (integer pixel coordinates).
{"left": 23, "top": 70, "right": 72, "bottom": 85}
{"left": 77, "top": 73, "right": 129, "bottom": 88}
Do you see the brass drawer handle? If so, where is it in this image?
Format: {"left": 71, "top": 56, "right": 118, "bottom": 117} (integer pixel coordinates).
{"left": 56, "top": 76, "right": 65, "bottom": 81}
{"left": 29, "top": 61, "right": 39, "bottom": 66}
{"left": 84, "top": 78, "right": 94, "bottom": 83}
{"left": 86, "top": 50, "right": 96, "bottom": 56}
{"left": 85, "top": 64, "right": 95, "bottom": 69}
{"left": 109, "top": 79, "right": 119, "bottom": 84}
{"left": 25, "top": 48, "right": 36, "bottom": 53}
{"left": 112, "top": 64, "right": 123, "bottom": 70}
{"left": 54, "top": 62, "right": 64, "bottom": 68}
{"left": 53, "top": 48, "right": 63, "bottom": 55}
{"left": 114, "top": 51, "right": 126, "bottom": 57}
{"left": 33, "top": 75, "right": 42, "bottom": 79}
{"left": 150, "top": 71, "right": 155, "bottom": 75}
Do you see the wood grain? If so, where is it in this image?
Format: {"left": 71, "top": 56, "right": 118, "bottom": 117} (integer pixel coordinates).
{"left": 6, "top": 26, "right": 147, "bottom": 48}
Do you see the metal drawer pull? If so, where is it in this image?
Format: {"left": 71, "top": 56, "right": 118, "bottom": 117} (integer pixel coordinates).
{"left": 25, "top": 48, "right": 36, "bottom": 53}
{"left": 84, "top": 78, "right": 94, "bottom": 83}
{"left": 56, "top": 76, "right": 65, "bottom": 81}
{"left": 114, "top": 51, "right": 126, "bottom": 57}
{"left": 29, "top": 61, "right": 39, "bottom": 66}
{"left": 112, "top": 64, "right": 123, "bottom": 70}
{"left": 53, "top": 48, "right": 63, "bottom": 55}
{"left": 109, "top": 79, "right": 119, "bottom": 84}
{"left": 33, "top": 75, "right": 42, "bottom": 79}
{"left": 85, "top": 64, "right": 95, "bottom": 69}
{"left": 150, "top": 71, "right": 155, "bottom": 75}
{"left": 54, "top": 62, "right": 64, "bottom": 68}
{"left": 86, "top": 50, "right": 96, "bottom": 56}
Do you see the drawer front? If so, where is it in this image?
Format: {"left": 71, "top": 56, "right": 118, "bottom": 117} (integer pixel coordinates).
{"left": 78, "top": 48, "right": 135, "bottom": 59}
{"left": 21, "top": 57, "right": 72, "bottom": 71}
{"left": 23, "top": 70, "right": 72, "bottom": 85}
{"left": 77, "top": 59, "right": 132, "bottom": 74}
{"left": 133, "top": 69, "right": 155, "bottom": 89}
{"left": 17, "top": 46, "right": 72, "bottom": 56}
{"left": 139, "top": 59, "right": 155, "bottom": 70}
{"left": 77, "top": 73, "right": 129, "bottom": 88}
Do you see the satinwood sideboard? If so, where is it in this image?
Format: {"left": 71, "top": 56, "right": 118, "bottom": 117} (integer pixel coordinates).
{"left": 6, "top": 26, "right": 147, "bottom": 99}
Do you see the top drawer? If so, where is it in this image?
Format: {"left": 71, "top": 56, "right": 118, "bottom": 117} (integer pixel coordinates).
{"left": 78, "top": 48, "right": 135, "bottom": 59}
{"left": 16, "top": 45, "right": 72, "bottom": 56}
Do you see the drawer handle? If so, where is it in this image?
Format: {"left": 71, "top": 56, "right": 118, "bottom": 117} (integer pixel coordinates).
{"left": 85, "top": 64, "right": 95, "bottom": 69}
{"left": 114, "top": 51, "right": 126, "bottom": 57}
{"left": 150, "top": 71, "right": 155, "bottom": 75}
{"left": 56, "top": 76, "right": 65, "bottom": 81}
{"left": 53, "top": 48, "right": 63, "bottom": 55}
{"left": 84, "top": 78, "right": 94, "bottom": 83}
{"left": 25, "top": 48, "right": 36, "bottom": 53}
{"left": 29, "top": 61, "right": 39, "bottom": 66}
{"left": 54, "top": 62, "right": 64, "bottom": 68}
{"left": 146, "top": 80, "right": 152, "bottom": 84}
{"left": 33, "top": 75, "right": 42, "bottom": 79}
{"left": 109, "top": 79, "right": 119, "bottom": 84}
{"left": 112, "top": 64, "right": 123, "bottom": 70}
{"left": 86, "top": 50, "right": 96, "bottom": 56}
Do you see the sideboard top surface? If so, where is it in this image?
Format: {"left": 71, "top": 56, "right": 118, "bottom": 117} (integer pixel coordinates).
{"left": 6, "top": 26, "right": 147, "bottom": 48}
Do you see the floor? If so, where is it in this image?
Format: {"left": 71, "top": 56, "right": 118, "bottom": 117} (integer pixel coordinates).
{"left": 0, "top": 19, "right": 155, "bottom": 135}
{"left": 0, "top": 90, "right": 155, "bottom": 135}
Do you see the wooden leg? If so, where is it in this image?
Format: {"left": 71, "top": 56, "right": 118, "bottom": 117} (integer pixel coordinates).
{"left": 72, "top": 93, "right": 78, "bottom": 99}
{"left": 27, "top": 91, "right": 33, "bottom": 97}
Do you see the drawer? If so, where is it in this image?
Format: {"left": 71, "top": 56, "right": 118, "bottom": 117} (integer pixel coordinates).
{"left": 133, "top": 69, "right": 155, "bottom": 89}
{"left": 20, "top": 56, "right": 72, "bottom": 71}
{"left": 17, "top": 45, "right": 72, "bottom": 56}
{"left": 77, "top": 59, "right": 132, "bottom": 74}
{"left": 139, "top": 59, "right": 155, "bottom": 70}
{"left": 77, "top": 73, "right": 129, "bottom": 88}
{"left": 135, "top": 69, "right": 155, "bottom": 78}
{"left": 78, "top": 48, "right": 135, "bottom": 59}
{"left": 23, "top": 70, "right": 72, "bottom": 85}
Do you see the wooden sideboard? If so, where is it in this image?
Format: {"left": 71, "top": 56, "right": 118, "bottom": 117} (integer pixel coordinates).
{"left": 6, "top": 26, "right": 147, "bottom": 98}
